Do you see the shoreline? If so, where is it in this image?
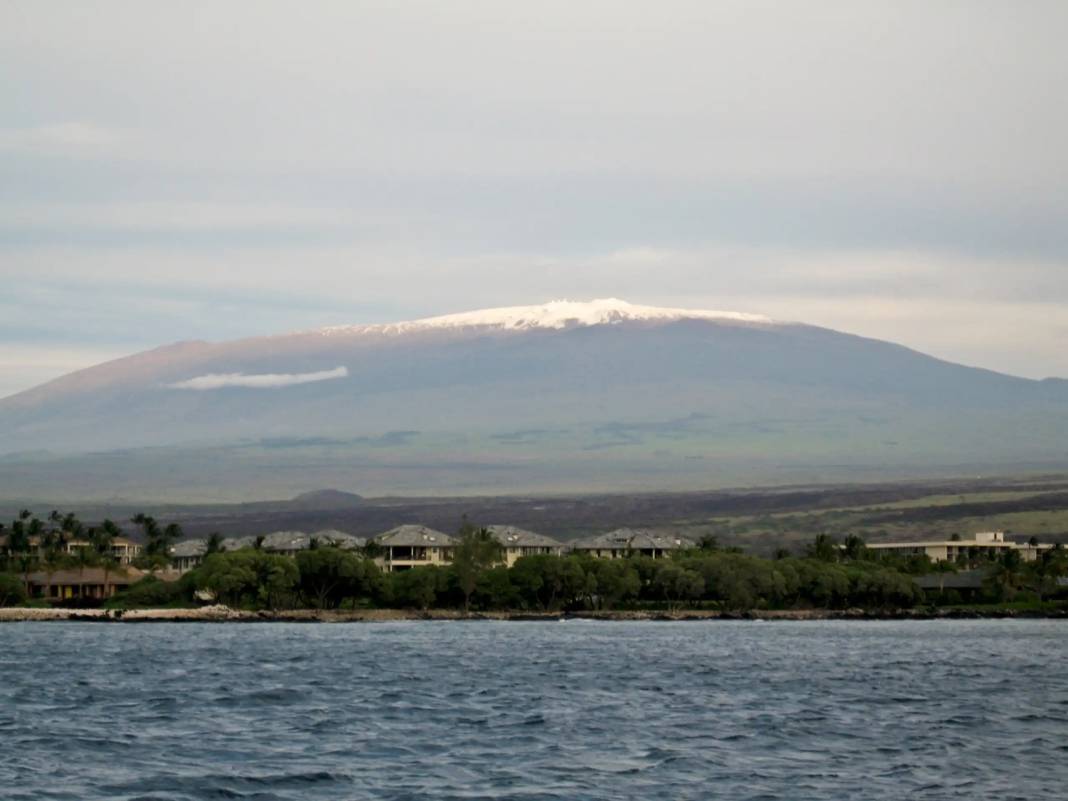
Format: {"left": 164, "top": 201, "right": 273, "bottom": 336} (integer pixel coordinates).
{"left": 2, "top": 606, "right": 1066, "bottom": 623}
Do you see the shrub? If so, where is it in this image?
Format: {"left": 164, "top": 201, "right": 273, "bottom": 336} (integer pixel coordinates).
{"left": 0, "top": 573, "right": 27, "bottom": 606}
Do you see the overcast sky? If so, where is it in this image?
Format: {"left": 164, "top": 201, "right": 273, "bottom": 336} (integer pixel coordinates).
{"left": 2, "top": 1, "right": 1067, "bottom": 397}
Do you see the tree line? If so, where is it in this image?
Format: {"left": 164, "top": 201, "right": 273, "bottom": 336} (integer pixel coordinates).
{"left": 4, "top": 513, "right": 1066, "bottom": 611}
{"left": 0, "top": 510, "right": 186, "bottom": 605}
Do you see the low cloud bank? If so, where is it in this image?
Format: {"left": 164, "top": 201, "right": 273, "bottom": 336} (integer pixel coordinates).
{"left": 168, "top": 366, "right": 348, "bottom": 390}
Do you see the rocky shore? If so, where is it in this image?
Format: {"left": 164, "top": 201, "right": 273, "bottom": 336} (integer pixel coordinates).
{"left": 2, "top": 605, "right": 1066, "bottom": 623}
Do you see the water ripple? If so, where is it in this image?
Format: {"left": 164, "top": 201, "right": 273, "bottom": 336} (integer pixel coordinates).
{"left": 1, "top": 620, "right": 1066, "bottom": 799}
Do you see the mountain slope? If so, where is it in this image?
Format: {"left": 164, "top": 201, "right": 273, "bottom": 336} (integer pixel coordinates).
{"left": 2, "top": 298, "right": 1067, "bottom": 501}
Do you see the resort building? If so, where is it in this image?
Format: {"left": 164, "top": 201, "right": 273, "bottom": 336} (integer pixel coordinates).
{"left": 1, "top": 533, "right": 143, "bottom": 566}
{"left": 867, "top": 531, "right": 1053, "bottom": 563}
{"left": 170, "top": 530, "right": 366, "bottom": 572}
{"left": 171, "top": 539, "right": 208, "bottom": 572}
{"left": 25, "top": 566, "right": 147, "bottom": 601}
{"left": 62, "top": 537, "right": 142, "bottom": 565}
{"left": 570, "top": 528, "right": 696, "bottom": 559}
{"left": 485, "top": 525, "right": 563, "bottom": 567}
{"left": 914, "top": 569, "right": 987, "bottom": 601}
{"left": 370, "top": 525, "right": 455, "bottom": 572}
{"left": 258, "top": 530, "right": 367, "bottom": 555}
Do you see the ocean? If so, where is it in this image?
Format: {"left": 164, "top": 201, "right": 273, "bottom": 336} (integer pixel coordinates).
{"left": 1, "top": 620, "right": 1065, "bottom": 800}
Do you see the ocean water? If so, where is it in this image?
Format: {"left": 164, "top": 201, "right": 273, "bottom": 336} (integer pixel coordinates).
{"left": 0, "top": 620, "right": 1065, "bottom": 800}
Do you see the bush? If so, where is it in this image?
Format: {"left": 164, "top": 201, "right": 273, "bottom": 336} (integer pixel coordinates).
{"left": 0, "top": 573, "right": 27, "bottom": 606}
{"left": 389, "top": 566, "right": 447, "bottom": 610}
{"left": 108, "top": 574, "right": 195, "bottom": 609}
{"left": 195, "top": 550, "right": 299, "bottom": 609}
{"left": 294, "top": 547, "right": 382, "bottom": 609}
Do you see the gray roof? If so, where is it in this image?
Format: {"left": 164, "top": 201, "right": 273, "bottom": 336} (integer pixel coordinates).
{"left": 571, "top": 528, "right": 695, "bottom": 552}
{"left": 261, "top": 530, "right": 314, "bottom": 552}
{"left": 310, "top": 530, "right": 366, "bottom": 550}
{"left": 171, "top": 539, "right": 207, "bottom": 558}
{"left": 217, "top": 530, "right": 367, "bottom": 554}
{"left": 485, "top": 525, "right": 561, "bottom": 548}
{"left": 372, "top": 525, "right": 454, "bottom": 547}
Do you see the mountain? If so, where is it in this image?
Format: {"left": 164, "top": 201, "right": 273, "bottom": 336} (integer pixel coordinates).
{"left": 2, "top": 298, "right": 1067, "bottom": 502}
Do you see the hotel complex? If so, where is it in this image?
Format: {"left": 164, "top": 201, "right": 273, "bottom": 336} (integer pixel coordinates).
{"left": 866, "top": 531, "right": 1052, "bottom": 563}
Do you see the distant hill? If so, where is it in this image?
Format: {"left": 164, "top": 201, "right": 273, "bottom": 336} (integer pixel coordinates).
{"left": 286, "top": 489, "right": 365, "bottom": 510}
{"left": 2, "top": 298, "right": 1067, "bottom": 502}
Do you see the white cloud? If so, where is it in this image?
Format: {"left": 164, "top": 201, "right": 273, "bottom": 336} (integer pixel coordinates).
{"left": 167, "top": 366, "right": 348, "bottom": 391}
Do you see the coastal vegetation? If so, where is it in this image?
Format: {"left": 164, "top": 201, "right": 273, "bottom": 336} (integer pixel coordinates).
{"left": 111, "top": 542, "right": 1068, "bottom": 613}
{"left": 3, "top": 510, "right": 1067, "bottom": 615}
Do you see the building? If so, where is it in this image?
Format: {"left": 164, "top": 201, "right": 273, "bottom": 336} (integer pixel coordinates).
{"left": 867, "top": 531, "right": 1053, "bottom": 563}
{"left": 171, "top": 539, "right": 208, "bottom": 572}
{"left": 914, "top": 569, "right": 987, "bottom": 601}
{"left": 170, "top": 530, "right": 367, "bottom": 572}
{"left": 570, "top": 528, "right": 696, "bottom": 559}
{"left": 26, "top": 566, "right": 147, "bottom": 601}
{"left": 370, "top": 525, "right": 455, "bottom": 572}
{"left": 259, "top": 530, "right": 367, "bottom": 555}
{"left": 485, "top": 525, "right": 563, "bottom": 567}
{"left": 306, "top": 530, "right": 366, "bottom": 551}
{"left": 62, "top": 537, "right": 142, "bottom": 565}
{"left": 1, "top": 533, "right": 143, "bottom": 566}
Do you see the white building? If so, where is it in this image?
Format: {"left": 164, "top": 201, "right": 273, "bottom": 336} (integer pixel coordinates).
{"left": 371, "top": 525, "right": 455, "bottom": 572}
{"left": 485, "top": 525, "right": 563, "bottom": 566}
{"left": 570, "top": 528, "right": 695, "bottom": 559}
{"left": 868, "top": 531, "right": 1052, "bottom": 563}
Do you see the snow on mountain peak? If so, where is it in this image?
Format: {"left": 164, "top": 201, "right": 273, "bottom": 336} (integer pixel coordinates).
{"left": 318, "top": 298, "right": 772, "bottom": 336}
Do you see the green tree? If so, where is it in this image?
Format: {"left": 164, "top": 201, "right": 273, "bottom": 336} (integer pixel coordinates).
{"left": 474, "top": 566, "right": 519, "bottom": 609}
{"left": 40, "top": 514, "right": 74, "bottom": 599}
{"left": 806, "top": 533, "right": 839, "bottom": 562}
{"left": 133, "top": 514, "right": 183, "bottom": 569}
{"left": 451, "top": 520, "right": 502, "bottom": 613}
{"left": 511, "top": 554, "right": 590, "bottom": 611}
{"left": 71, "top": 542, "right": 99, "bottom": 600}
{"left": 587, "top": 559, "right": 640, "bottom": 609}
{"left": 91, "top": 519, "right": 124, "bottom": 600}
{"left": 391, "top": 566, "right": 443, "bottom": 611}
{"left": 110, "top": 574, "right": 196, "bottom": 609}
{"left": 295, "top": 547, "right": 380, "bottom": 609}
{"left": 987, "top": 549, "right": 1025, "bottom": 601}
{"left": 0, "top": 573, "right": 27, "bottom": 606}
{"left": 196, "top": 550, "right": 298, "bottom": 609}
{"left": 5, "top": 515, "right": 35, "bottom": 593}
{"left": 842, "top": 534, "right": 866, "bottom": 561}
{"left": 697, "top": 534, "right": 720, "bottom": 551}
{"left": 205, "top": 532, "right": 224, "bottom": 556}
{"left": 653, "top": 563, "right": 704, "bottom": 613}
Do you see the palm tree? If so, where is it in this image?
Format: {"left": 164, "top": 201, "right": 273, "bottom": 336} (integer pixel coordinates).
{"left": 806, "top": 533, "right": 839, "bottom": 562}
{"left": 842, "top": 534, "right": 867, "bottom": 561}
{"left": 205, "top": 532, "right": 224, "bottom": 556}
{"left": 71, "top": 543, "right": 98, "bottom": 601}
{"left": 162, "top": 523, "right": 183, "bottom": 556}
{"left": 91, "top": 519, "right": 122, "bottom": 599}
{"left": 989, "top": 549, "right": 1025, "bottom": 601}
{"left": 133, "top": 514, "right": 182, "bottom": 566}
{"left": 6, "top": 517, "right": 34, "bottom": 594}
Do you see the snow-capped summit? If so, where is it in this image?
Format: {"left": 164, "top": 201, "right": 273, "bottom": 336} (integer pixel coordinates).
{"left": 318, "top": 298, "right": 772, "bottom": 336}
